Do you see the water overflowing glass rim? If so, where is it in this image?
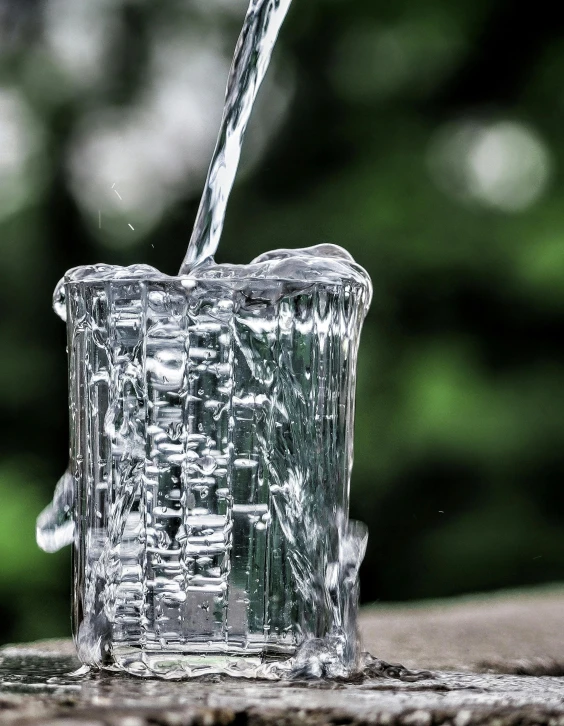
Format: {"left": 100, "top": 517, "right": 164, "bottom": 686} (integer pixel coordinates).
{"left": 62, "top": 246, "right": 372, "bottom": 288}
{"left": 54, "top": 245, "right": 373, "bottom": 321}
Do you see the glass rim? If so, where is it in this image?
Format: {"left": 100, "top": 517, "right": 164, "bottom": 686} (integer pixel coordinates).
{"left": 63, "top": 275, "right": 370, "bottom": 289}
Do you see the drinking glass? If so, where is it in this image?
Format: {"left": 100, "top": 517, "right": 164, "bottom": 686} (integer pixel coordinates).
{"left": 39, "top": 265, "right": 370, "bottom": 677}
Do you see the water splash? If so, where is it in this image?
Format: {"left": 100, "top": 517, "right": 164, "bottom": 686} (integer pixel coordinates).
{"left": 179, "top": 0, "right": 293, "bottom": 274}
{"left": 36, "top": 468, "right": 74, "bottom": 553}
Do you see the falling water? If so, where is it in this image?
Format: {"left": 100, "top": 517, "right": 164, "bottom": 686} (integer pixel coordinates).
{"left": 180, "top": 0, "right": 294, "bottom": 274}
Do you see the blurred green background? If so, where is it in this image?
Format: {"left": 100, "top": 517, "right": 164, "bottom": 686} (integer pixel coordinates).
{"left": 1, "top": 0, "right": 564, "bottom": 644}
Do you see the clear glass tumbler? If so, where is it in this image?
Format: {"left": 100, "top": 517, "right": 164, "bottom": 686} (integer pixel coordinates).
{"left": 38, "top": 261, "right": 370, "bottom": 677}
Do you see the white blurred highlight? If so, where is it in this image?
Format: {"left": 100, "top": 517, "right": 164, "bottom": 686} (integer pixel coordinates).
{"left": 0, "top": 89, "right": 42, "bottom": 219}
{"left": 429, "top": 120, "right": 551, "bottom": 212}
{"left": 67, "top": 37, "right": 230, "bottom": 247}
{"left": 66, "top": 23, "right": 294, "bottom": 249}
{"left": 44, "top": 0, "right": 117, "bottom": 88}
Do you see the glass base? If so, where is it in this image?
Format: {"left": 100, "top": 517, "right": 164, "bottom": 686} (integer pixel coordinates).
{"left": 107, "top": 643, "right": 296, "bottom": 679}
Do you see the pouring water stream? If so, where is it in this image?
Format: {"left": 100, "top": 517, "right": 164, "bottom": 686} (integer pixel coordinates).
{"left": 181, "top": 0, "right": 293, "bottom": 273}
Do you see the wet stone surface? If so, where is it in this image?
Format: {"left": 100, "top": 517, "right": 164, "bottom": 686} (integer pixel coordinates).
{"left": 2, "top": 592, "right": 564, "bottom": 725}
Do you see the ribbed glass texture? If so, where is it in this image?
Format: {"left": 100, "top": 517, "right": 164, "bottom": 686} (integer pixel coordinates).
{"left": 65, "top": 275, "right": 369, "bottom": 676}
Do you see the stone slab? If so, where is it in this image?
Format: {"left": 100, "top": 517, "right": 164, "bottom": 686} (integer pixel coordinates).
{"left": 2, "top": 589, "right": 564, "bottom": 725}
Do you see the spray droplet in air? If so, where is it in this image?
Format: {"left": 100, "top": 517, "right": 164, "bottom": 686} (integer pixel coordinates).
{"left": 53, "top": 277, "right": 67, "bottom": 322}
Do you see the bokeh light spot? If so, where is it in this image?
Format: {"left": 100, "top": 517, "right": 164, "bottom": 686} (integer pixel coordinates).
{"left": 429, "top": 120, "right": 551, "bottom": 212}
{"left": 0, "top": 88, "right": 43, "bottom": 219}
{"left": 66, "top": 26, "right": 294, "bottom": 250}
{"left": 44, "top": 0, "right": 117, "bottom": 90}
